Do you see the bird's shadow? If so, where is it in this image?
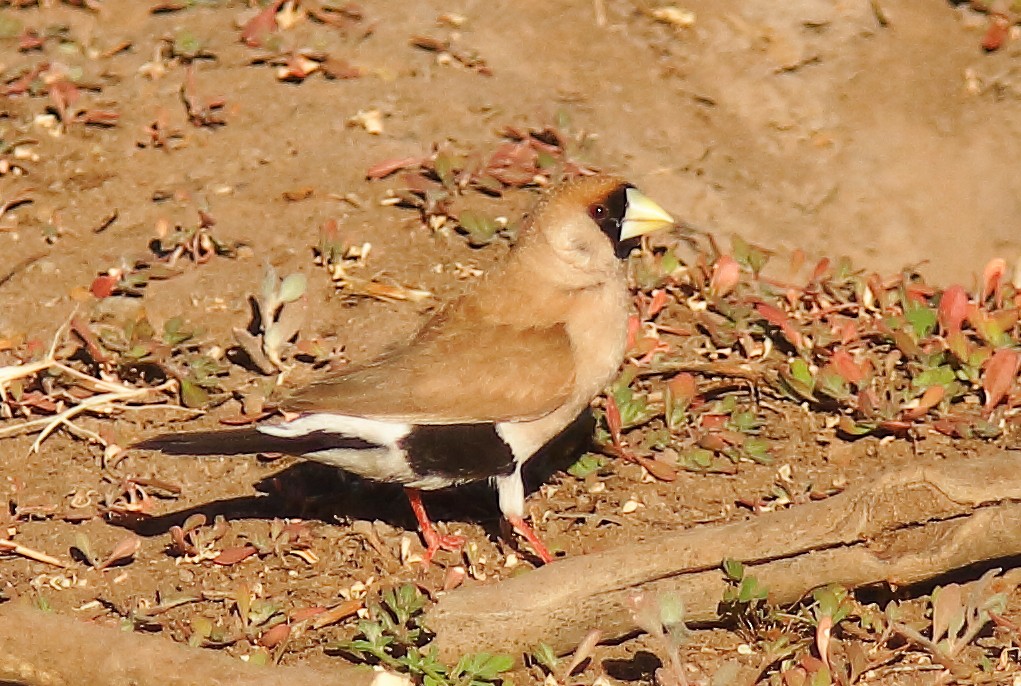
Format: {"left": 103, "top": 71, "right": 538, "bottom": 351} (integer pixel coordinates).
{"left": 114, "top": 411, "right": 596, "bottom": 542}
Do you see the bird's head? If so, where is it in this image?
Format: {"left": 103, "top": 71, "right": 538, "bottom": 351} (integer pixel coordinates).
{"left": 519, "top": 174, "right": 675, "bottom": 286}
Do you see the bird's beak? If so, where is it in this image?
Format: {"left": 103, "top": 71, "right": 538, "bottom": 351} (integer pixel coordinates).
{"left": 619, "top": 188, "right": 675, "bottom": 241}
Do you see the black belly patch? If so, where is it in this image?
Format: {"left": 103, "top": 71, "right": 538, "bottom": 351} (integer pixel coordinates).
{"left": 400, "top": 424, "right": 516, "bottom": 482}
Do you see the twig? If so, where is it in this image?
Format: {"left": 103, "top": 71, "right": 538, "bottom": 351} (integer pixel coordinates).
{"left": 33, "top": 381, "right": 177, "bottom": 451}
{"left": 631, "top": 360, "right": 764, "bottom": 382}
{"left": 0, "top": 538, "right": 67, "bottom": 568}
{"left": 0, "top": 251, "right": 47, "bottom": 289}
{"left": 890, "top": 623, "right": 969, "bottom": 678}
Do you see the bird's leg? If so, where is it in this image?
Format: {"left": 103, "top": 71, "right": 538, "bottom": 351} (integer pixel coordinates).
{"left": 404, "top": 487, "right": 465, "bottom": 565}
{"left": 505, "top": 513, "right": 555, "bottom": 564}
{"left": 496, "top": 466, "right": 555, "bottom": 564}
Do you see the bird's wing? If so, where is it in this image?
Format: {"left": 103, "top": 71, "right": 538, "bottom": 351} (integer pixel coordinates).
{"left": 281, "top": 313, "right": 576, "bottom": 424}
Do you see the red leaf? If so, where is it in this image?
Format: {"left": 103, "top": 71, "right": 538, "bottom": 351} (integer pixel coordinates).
{"left": 830, "top": 350, "right": 864, "bottom": 385}
{"left": 90, "top": 274, "right": 118, "bottom": 298}
{"left": 241, "top": 0, "right": 284, "bottom": 47}
{"left": 877, "top": 420, "right": 912, "bottom": 433}
{"left": 96, "top": 534, "right": 141, "bottom": 571}
{"left": 902, "top": 385, "right": 945, "bottom": 421}
{"left": 697, "top": 433, "right": 727, "bottom": 451}
{"left": 288, "top": 606, "right": 327, "bottom": 623}
{"left": 938, "top": 284, "right": 969, "bottom": 335}
{"left": 604, "top": 395, "right": 623, "bottom": 443}
{"left": 983, "top": 348, "right": 1019, "bottom": 413}
{"left": 258, "top": 623, "right": 290, "bottom": 648}
{"left": 667, "top": 373, "right": 697, "bottom": 406}
{"left": 219, "top": 411, "right": 272, "bottom": 426}
{"left": 755, "top": 302, "right": 804, "bottom": 348}
{"left": 48, "top": 79, "right": 80, "bottom": 122}
{"left": 700, "top": 414, "right": 727, "bottom": 430}
{"left": 982, "top": 14, "right": 1010, "bottom": 52}
{"left": 647, "top": 289, "right": 668, "bottom": 318}
{"left": 633, "top": 453, "right": 677, "bottom": 482}
{"left": 710, "top": 255, "right": 741, "bottom": 297}
{"left": 625, "top": 314, "right": 641, "bottom": 351}
{"left": 212, "top": 545, "right": 258, "bottom": 566}
{"left": 366, "top": 155, "right": 422, "bottom": 179}
{"left": 809, "top": 257, "right": 831, "bottom": 284}
{"left": 18, "top": 30, "right": 44, "bottom": 51}
{"left": 982, "top": 257, "right": 1007, "bottom": 306}
{"left": 932, "top": 418, "right": 961, "bottom": 438}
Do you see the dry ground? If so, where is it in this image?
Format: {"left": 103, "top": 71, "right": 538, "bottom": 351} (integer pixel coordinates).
{"left": 3, "top": 1, "right": 1021, "bottom": 684}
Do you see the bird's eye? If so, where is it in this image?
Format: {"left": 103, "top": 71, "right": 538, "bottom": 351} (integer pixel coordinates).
{"left": 589, "top": 204, "right": 607, "bottom": 220}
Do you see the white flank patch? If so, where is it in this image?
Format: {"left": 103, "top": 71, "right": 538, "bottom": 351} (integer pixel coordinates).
{"left": 259, "top": 413, "right": 412, "bottom": 448}
{"left": 259, "top": 414, "right": 419, "bottom": 484}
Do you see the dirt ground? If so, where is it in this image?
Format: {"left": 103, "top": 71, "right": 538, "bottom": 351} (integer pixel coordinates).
{"left": 3, "top": 1, "right": 1021, "bottom": 684}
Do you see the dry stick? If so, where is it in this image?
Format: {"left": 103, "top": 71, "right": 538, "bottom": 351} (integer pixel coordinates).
{"left": 425, "top": 450, "right": 1021, "bottom": 661}
{"left": 0, "top": 538, "right": 66, "bottom": 568}
{"left": 0, "top": 603, "right": 410, "bottom": 686}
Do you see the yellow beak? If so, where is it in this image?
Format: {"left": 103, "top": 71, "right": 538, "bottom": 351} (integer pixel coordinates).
{"left": 619, "top": 188, "right": 675, "bottom": 241}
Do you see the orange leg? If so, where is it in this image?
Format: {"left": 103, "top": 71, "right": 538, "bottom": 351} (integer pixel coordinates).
{"left": 505, "top": 513, "right": 554, "bottom": 564}
{"left": 404, "top": 487, "right": 465, "bottom": 565}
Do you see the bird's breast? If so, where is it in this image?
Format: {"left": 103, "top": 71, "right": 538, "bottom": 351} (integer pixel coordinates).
{"left": 564, "top": 279, "right": 632, "bottom": 405}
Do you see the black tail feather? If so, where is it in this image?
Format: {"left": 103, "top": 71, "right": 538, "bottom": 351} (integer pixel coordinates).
{"left": 133, "top": 428, "right": 378, "bottom": 457}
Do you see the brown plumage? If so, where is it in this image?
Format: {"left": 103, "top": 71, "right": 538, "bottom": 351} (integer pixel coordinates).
{"left": 137, "top": 174, "right": 675, "bottom": 565}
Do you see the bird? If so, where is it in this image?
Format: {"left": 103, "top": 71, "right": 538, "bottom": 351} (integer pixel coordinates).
{"left": 136, "top": 174, "right": 674, "bottom": 565}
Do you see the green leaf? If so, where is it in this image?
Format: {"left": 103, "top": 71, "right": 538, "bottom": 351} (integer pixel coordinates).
{"left": 912, "top": 365, "right": 955, "bottom": 389}
{"left": 459, "top": 209, "right": 500, "bottom": 246}
{"left": 742, "top": 438, "right": 772, "bottom": 464}
{"left": 536, "top": 150, "right": 557, "bottom": 170}
{"left": 173, "top": 31, "right": 204, "bottom": 58}
{"left": 247, "top": 649, "right": 270, "bottom": 666}
{"left": 790, "top": 359, "right": 814, "bottom": 388}
{"left": 530, "top": 643, "right": 558, "bottom": 672}
{"left": 904, "top": 304, "right": 937, "bottom": 339}
{"left": 657, "top": 592, "right": 686, "bottom": 628}
{"left": 455, "top": 653, "right": 514, "bottom": 681}
{"left": 738, "top": 575, "right": 769, "bottom": 603}
{"left": 433, "top": 153, "right": 459, "bottom": 189}
{"left": 722, "top": 558, "right": 745, "bottom": 582}
{"left": 278, "top": 273, "right": 307, "bottom": 303}
{"left": 180, "top": 378, "right": 210, "bottom": 408}
{"left": 162, "top": 316, "right": 194, "bottom": 346}
{"left": 728, "top": 410, "right": 760, "bottom": 433}
{"left": 567, "top": 452, "right": 606, "bottom": 478}
{"left": 681, "top": 448, "right": 713, "bottom": 469}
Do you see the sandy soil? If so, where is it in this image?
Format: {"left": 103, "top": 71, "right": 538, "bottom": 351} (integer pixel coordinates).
{"left": 3, "top": 1, "right": 1021, "bottom": 684}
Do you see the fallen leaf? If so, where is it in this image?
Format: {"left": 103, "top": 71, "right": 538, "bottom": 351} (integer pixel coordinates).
{"left": 983, "top": 348, "right": 1019, "bottom": 413}
{"left": 213, "top": 545, "right": 258, "bottom": 565}
{"left": 241, "top": 0, "right": 284, "bottom": 47}
{"left": 258, "top": 623, "right": 290, "bottom": 648}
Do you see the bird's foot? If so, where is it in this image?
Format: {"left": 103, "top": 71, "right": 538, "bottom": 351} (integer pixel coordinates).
{"left": 421, "top": 528, "right": 466, "bottom": 566}
{"left": 405, "top": 487, "right": 464, "bottom": 566}
{"left": 506, "top": 514, "right": 554, "bottom": 564}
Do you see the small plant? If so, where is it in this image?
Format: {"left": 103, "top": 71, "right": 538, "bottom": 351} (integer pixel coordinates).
{"left": 886, "top": 568, "right": 1011, "bottom": 678}
{"left": 329, "top": 584, "right": 513, "bottom": 686}
{"left": 233, "top": 266, "right": 307, "bottom": 373}
{"left": 628, "top": 591, "right": 690, "bottom": 686}
{"left": 719, "top": 559, "right": 771, "bottom": 628}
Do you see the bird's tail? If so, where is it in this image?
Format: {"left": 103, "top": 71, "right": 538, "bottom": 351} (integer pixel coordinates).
{"left": 133, "top": 427, "right": 378, "bottom": 456}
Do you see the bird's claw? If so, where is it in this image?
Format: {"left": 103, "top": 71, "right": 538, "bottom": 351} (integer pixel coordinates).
{"left": 421, "top": 530, "right": 465, "bottom": 566}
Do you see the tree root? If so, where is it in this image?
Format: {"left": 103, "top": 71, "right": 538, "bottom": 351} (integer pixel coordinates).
{"left": 0, "top": 603, "right": 409, "bottom": 686}
{"left": 425, "top": 450, "right": 1021, "bottom": 660}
